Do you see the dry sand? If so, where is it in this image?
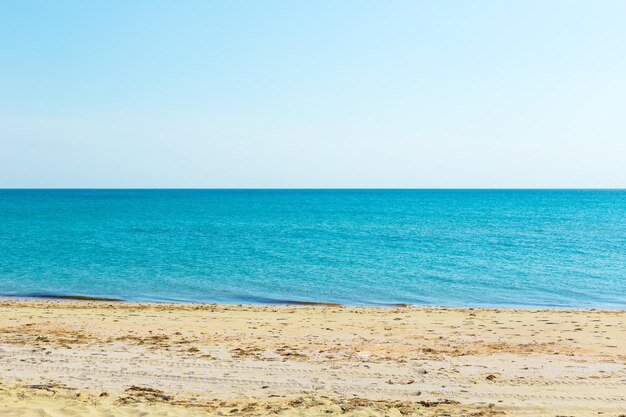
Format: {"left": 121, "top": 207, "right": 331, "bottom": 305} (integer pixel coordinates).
{"left": 0, "top": 300, "right": 624, "bottom": 416}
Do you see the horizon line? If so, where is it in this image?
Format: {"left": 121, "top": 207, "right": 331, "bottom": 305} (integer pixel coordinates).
{"left": 1, "top": 187, "right": 625, "bottom": 191}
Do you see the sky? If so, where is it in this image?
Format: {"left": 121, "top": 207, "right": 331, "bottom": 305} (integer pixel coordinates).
{"left": 1, "top": 1, "right": 625, "bottom": 188}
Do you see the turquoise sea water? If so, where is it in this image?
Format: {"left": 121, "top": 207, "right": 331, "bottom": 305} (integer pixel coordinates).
{"left": 0, "top": 189, "right": 624, "bottom": 308}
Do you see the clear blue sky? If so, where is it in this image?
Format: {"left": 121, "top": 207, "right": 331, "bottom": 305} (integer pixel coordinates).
{"left": 1, "top": 1, "right": 625, "bottom": 188}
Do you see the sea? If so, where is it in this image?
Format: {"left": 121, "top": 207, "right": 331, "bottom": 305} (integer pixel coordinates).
{"left": 0, "top": 189, "right": 624, "bottom": 308}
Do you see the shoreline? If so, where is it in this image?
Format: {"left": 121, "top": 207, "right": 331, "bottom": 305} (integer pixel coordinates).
{"left": 1, "top": 300, "right": 625, "bottom": 416}
{"left": 1, "top": 293, "right": 623, "bottom": 310}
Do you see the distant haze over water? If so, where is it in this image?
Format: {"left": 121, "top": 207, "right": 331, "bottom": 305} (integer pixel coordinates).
{"left": 0, "top": 189, "right": 624, "bottom": 308}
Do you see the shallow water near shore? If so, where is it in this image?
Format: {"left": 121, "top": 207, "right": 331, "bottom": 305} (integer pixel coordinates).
{"left": 0, "top": 189, "right": 625, "bottom": 308}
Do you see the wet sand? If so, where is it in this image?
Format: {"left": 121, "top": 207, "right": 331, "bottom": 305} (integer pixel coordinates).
{"left": 0, "top": 300, "right": 624, "bottom": 416}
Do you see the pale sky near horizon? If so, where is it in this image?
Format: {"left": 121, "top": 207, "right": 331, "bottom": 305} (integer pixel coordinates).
{"left": 1, "top": 1, "right": 625, "bottom": 188}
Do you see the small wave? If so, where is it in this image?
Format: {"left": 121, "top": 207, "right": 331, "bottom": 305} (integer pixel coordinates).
{"left": 281, "top": 300, "right": 343, "bottom": 307}
{"left": 2, "top": 293, "right": 124, "bottom": 302}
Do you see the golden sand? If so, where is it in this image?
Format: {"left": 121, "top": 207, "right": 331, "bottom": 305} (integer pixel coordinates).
{"left": 0, "top": 300, "right": 624, "bottom": 416}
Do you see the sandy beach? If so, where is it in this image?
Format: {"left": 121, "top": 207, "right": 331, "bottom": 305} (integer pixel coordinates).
{"left": 0, "top": 300, "right": 624, "bottom": 416}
